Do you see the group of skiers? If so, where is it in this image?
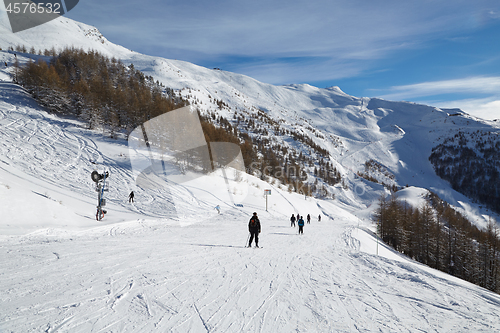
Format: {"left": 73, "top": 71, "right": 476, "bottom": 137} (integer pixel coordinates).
{"left": 128, "top": 191, "right": 319, "bottom": 248}
{"left": 289, "top": 213, "right": 321, "bottom": 234}
{"left": 247, "top": 211, "right": 322, "bottom": 248}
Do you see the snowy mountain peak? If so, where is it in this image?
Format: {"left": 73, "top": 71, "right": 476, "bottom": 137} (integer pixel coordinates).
{"left": 0, "top": 15, "right": 133, "bottom": 57}
{"left": 325, "top": 85, "right": 348, "bottom": 94}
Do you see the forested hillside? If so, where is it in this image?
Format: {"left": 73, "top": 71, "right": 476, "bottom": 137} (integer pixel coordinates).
{"left": 13, "top": 47, "right": 341, "bottom": 196}
{"left": 429, "top": 129, "right": 500, "bottom": 214}
{"left": 15, "top": 47, "right": 187, "bottom": 134}
{"left": 375, "top": 191, "right": 499, "bottom": 293}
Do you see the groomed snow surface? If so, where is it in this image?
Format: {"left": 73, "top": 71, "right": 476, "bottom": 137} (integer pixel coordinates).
{"left": 1, "top": 80, "right": 500, "bottom": 333}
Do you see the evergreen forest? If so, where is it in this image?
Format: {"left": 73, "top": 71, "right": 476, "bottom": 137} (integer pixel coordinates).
{"left": 375, "top": 192, "right": 499, "bottom": 293}
{"left": 429, "top": 130, "right": 500, "bottom": 214}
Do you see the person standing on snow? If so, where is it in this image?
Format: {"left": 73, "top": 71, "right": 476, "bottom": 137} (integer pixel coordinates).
{"left": 128, "top": 191, "right": 134, "bottom": 203}
{"left": 307, "top": 214, "right": 311, "bottom": 224}
{"left": 248, "top": 212, "right": 261, "bottom": 247}
{"left": 298, "top": 215, "right": 305, "bottom": 234}
{"left": 290, "top": 214, "right": 296, "bottom": 227}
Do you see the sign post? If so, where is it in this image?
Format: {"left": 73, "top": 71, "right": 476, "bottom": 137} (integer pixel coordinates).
{"left": 264, "top": 189, "right": 271, "bottom": 211}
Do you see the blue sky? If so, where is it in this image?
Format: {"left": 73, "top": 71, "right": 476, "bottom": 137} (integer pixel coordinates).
{"left": 63, "top": 0, "right": 499, "bottom": 120}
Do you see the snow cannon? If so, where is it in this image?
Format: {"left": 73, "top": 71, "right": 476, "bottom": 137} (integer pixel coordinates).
{"left": 91, "top": 171, "right": 109, "bottom": 183}
{"left": 92, "top": 170, "right": 109, "bottom": 221}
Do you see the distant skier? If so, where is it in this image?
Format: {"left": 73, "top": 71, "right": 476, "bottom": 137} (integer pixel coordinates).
{"left": 298, "top": 216, "right": 305, "bottom": 234}
{"left": 215, "top": 205, "right": 220, "bottom": 214}
{"left": 318, "top": 214, "right": 321, "bottom": 222}
{"left": 248, "top": 212, "right": 261, "bottom": 247}
{"left": 307, "top": 214, "right": 311, "bottom": 224}
{"left": 128, "top": 191, "right": 134, "bottom": 203}
{"left": 290, "top": 214, "right": 296, "bottom": 227}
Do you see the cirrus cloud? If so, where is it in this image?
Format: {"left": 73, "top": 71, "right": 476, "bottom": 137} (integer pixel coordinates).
{"left": 378, "top": 76, "right": 500, "bottom": 100}
{"left": 376, "top": 77, "right": 500, "bottom": 120}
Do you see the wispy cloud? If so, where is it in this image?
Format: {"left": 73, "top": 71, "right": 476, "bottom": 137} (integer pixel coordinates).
{"left": 435, "top": 97, "right": 500, "bottom": 121}
{"left": 374, "top": 77, "right": 500, "bottom": 120}
{"left": 377, "top": 76, "right": 500, "bottom": 101}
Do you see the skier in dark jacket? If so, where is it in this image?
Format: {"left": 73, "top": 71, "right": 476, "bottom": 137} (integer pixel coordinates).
{"left": 128, "top": 191, "right": 134, "bottom": 203}
{"left": 248, "top": 212, "right": 261, "bottom": 247}
{"left": 307, "top": 214, "right": 311, "bottom": 224}
{"left": 298, "top": 216, "right": 305, "bottom": 234}
{"left": 290, "top": 214, "right": 296, "bottom": 227}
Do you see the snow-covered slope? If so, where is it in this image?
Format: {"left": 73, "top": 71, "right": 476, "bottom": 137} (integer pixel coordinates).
{"left": 0, "top": 13, "right": 132, "bottom": 58}
{"left": 1, "top": 84, "right": 500, "bottom": 332}
{"left": 1, "top": 15, "right": 500, "bottom": 332}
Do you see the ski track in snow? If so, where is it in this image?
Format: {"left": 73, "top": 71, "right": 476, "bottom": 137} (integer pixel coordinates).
{"left": 2, "top": 217, "right": 500, "bottom": 332}
{"left": 0, "top": 82, "right": 178, "bottom": 222}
